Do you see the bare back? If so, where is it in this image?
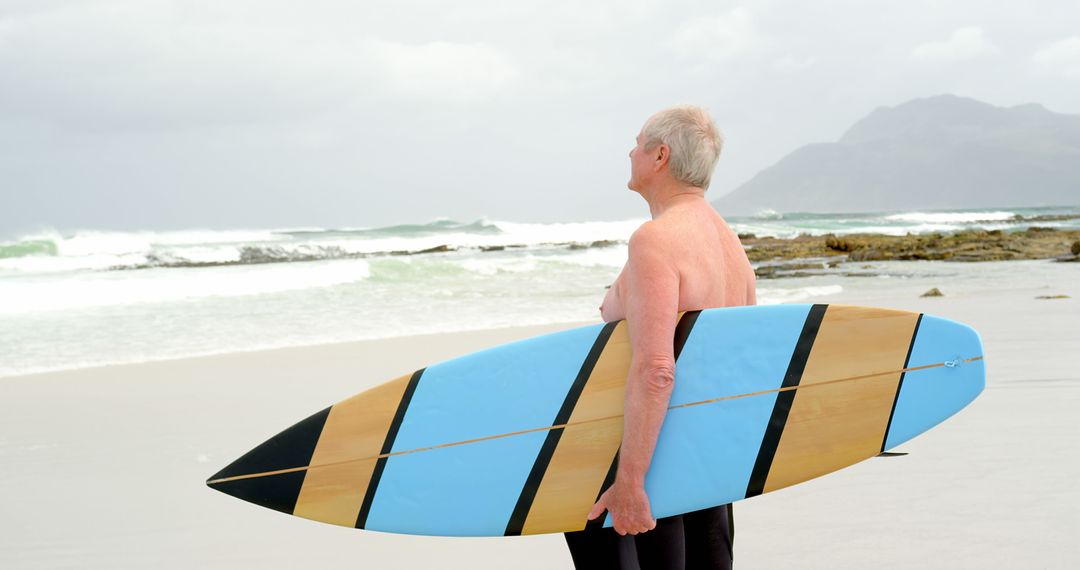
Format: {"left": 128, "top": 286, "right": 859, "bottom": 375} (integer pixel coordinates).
{"left": 600, "top": 202, "right": 756, "bottom": 322}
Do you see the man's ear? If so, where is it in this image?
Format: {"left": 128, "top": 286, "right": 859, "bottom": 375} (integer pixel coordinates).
{"left": 654, "top": 144, "right": 670, "bottom": 170}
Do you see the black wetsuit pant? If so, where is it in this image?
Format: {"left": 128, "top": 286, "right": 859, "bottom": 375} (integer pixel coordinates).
{"left": 564, "top": 504, "right": 734, "bottom": 570}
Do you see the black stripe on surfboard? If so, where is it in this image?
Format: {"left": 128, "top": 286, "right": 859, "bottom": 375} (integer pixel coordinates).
{"left": 504, "top": 321, "right": 619, "bottom": 536}
{"left": 744, "top": 303, "right": 827, "bottom": 499}
{"left": 584, "top": 449, "right": 620, "bottom": 531}
{"left": 673, "top": 310, "right": 701, "bottom": 360}
{"left": 205, "top": 406, "right": 331, "bottom": 515}
{"left": 583, "top": 310, "right": 701, "bottom": 531}
{"left": 355, "top": 368, "right": 425, "bottom": 529}
{"left": 880, "top": 313, "right": 924, "bottom": 453}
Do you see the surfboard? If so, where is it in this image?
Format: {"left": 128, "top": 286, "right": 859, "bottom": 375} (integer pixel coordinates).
{"left": 206, "top": 304, "right": 985, "bottom": 536}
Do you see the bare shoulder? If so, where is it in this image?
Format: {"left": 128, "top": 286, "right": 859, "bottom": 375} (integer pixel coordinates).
{"left": 631, "top": 206, "right": 717, "bottom": 252}
{"left": 628, "top": 221, "right": 681, "bottom": 268}
{"left": 628, "top": 219, "right": 678, "bottom": 250}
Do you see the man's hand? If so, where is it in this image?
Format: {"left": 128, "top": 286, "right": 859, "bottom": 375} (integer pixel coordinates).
{"left": 586, "top": 478, "right": 656, "bottom": 536}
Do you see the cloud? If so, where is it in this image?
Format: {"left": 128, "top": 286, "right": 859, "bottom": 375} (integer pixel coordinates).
{"left": 0, "top": 3, "right": 517, "bottom": 132}
{"left": 1031, "top": 36, "right": 1080, "bottom": 79}
{"left": 910, "top": 26, "right": 998, "bottom": 63}
{"left": 668, "top": 7, "right": 759, "bottom": 62}
{"left": 772, "top": 54, "right": 817, "bottom": 72}
{"left": 366, "top": 40, "right": 517, "bottom": 102}
{"left": 0, "top": 5, "right": 359, "bottom": 131}
{"left": 0, "top": 17, "right": 14, "bottom": 45}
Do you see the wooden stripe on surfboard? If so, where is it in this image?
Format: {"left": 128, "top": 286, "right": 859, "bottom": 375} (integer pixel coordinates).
{"left": 504, "top": 321, "right": 620, "bottom": 535}
{"left": 745, "top": 304, "right": 827, "bottom": 498}
{"left": 515, "top": 320, "right": 631, "bottom": 534}
{"left": 289, "top": 370, "right": 419, "bottom": 527}
{"left": 762, "top": 305, "right": 921, "bottom": 493}
{"left": 356, "top": 368, "right": 424, "bottom": 528}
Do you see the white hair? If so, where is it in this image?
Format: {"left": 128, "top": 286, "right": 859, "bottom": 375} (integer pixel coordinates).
{"left": 641, "top": 105, "right": 724, "bottom": 190}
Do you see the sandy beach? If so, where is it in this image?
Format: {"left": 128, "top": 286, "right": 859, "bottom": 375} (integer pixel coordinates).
{"left": 2, "top": 266, "right": 1078, "bottom": 569}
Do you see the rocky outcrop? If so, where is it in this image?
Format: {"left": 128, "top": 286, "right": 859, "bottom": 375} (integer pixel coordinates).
{"left": 742, "top": 227, "right": 1080, "bottom": 264}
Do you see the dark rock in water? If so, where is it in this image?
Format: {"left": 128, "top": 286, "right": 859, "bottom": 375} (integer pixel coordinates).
{"left": 921, "top": 287, "right": 944, "bottom": 297}
{"left": 738, "top": 233, "right": 757, "bottom": 240}
{"left": 1016, "top": 213, "right": 1080, "bottom": 223}
{"left": 237, "top": 245, "right": 350, "bottom": 264}
{"left": 754, "top": 260, "right": 833, "bottom": 279}
{"left": 417, "top": 244, "right": 454, "bottom": 254}
{"left": 568, "top": 239, "right": 620, "bottom": 250}
{"left": 481, "top": 245, "right": 506, "bottom": 252}
{"left": 1035, "top": 295, "right": 1070, "bottom": 299}
{"left": 393, "top": 244, "right": 455, "bottom": 255}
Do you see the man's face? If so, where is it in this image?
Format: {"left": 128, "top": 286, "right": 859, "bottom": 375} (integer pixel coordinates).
{"left": 627, "top": 131, "right": 652, "bottom": 192}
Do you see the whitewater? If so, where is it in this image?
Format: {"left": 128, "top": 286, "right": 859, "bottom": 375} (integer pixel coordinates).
{"left": 1, "top": 205, "right": 1076, "bottom": 377}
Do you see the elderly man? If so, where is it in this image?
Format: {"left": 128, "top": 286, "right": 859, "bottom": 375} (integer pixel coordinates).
{"left": 563, "top": 106, "right": 756, "bottom": 569}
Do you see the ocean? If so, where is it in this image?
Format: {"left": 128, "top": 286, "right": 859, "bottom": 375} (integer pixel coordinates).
{"left": 2, "top": 205, "right": 1077, "bottom": 378}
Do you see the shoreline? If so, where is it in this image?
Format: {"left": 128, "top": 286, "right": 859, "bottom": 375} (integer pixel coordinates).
{"left": 0, "top": 321, "right": 593, "bottom": 383}
{"left": 4, "top": 256, "right": 1075, "bottom": 380}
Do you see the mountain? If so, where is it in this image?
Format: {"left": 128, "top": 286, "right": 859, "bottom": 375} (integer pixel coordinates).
{"left": 712, "top": 94, "right": 1080, "bottom": 215}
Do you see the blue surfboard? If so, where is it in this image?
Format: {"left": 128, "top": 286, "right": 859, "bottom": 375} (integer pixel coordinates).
{"left": 207, "top": 304, "right": 985, "bottom": 536}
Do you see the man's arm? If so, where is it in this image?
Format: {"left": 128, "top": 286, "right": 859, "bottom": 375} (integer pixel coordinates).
{"left": 619, "top": 223, "right": 680, "bottom": 484}
{"left": 587, "top": 222, "right": 680, "bottom": 535}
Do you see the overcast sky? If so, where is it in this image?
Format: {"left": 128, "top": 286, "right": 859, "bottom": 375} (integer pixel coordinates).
{"left": 2, "top": 0, "right": 1079, "bottom": 238}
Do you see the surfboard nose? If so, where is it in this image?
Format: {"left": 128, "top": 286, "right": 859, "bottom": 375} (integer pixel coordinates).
{"left": 206, "top": 407, "right": 331, "bottom": 515}
{"left": 882, "top": 316, "right": 985, "bottom": 450}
